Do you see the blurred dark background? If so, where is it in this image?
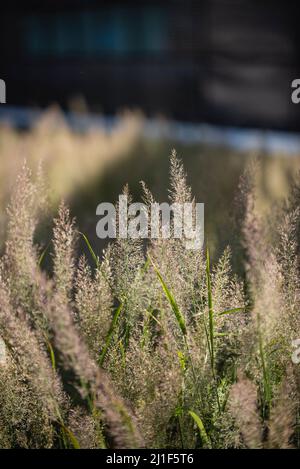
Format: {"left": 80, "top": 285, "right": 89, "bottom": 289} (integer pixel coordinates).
{"left": 1, "top": 0, "right": 300, "bottom": 265}
{"left": 2, "top": 0, "right": 300, "bottom": 130}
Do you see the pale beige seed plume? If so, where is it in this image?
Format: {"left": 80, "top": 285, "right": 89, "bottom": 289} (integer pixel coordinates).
{"left": 229, "top": 378, "right": 263, "bottom": 448}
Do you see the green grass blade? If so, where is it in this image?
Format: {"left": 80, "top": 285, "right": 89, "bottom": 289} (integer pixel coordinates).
{"left": 38, "top": 241, "right": 51, "bottom": 267}
{"left": 57, "top": 421, "right": 81, "bottom": 449}
{"left": 46, "top": 338, "right": 56, "bottom": 371}
{"left": 78, "top": 231, "right": 99, "bottom": 268}
{"left": 188, "top": 410, "right": 211, "bottom": 448}
{"left": 206, "top": 247, "right": 215, "bottom": 370}
{"left": 119, "top": 340, "right": 126, "bottom": 369}
{"left": 54, "top": 404, "right": 81, "bottom": 449}
{"left": 141, "top": 308, "right": 164, "bottom": 348}
{"left": 258, "top": 331, "right": 271, "bottom": 417}
{"left": 99, "top": 303, "right": 123, "bottom": 366}
{"left": 144, "top": 308, "right": 164, "bottom": 330}
{"left": 149, "top": 255, "right": 187, "bottom": 336}
{"left": 42, "top": 331, "right": 56, "bottom": 371}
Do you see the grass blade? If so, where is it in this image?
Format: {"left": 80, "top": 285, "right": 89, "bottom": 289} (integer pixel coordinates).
{"left": 99, "top": 303, "right": 123, "bottom": 366}
{"left": 148, "top": 255, "right": 187, "bottom": 336}
{"left": 78, "top": 231, "right": 99, "bottom": 268}
{"left": 57, "top": 421, "right": 81, "bottom": 449}
{"left": 38, "top": 241, "right": 51, "bottom": 267}
{"left": 258, "top": 330, "right": 272, "bottom": 418}
{"left": 188, "top": 410, "right": 211, "bottom": 448}
{"left": 44, "top": 334, "right": 56, "bottom": 371}
{"left": 206, "top": 247, "right": 215, "bottom": 370}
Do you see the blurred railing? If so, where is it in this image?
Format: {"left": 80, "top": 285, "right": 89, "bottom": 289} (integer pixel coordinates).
{"left": 1, "top": 105, "right": 300, "bottom": 155}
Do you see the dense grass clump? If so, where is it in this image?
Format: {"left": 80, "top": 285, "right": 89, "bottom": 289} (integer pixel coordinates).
{"left": 0, "top": 151, "right": 300, "bottom": 449}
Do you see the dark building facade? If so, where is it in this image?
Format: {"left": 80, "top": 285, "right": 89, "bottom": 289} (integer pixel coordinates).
{"left": 1, "top": 0, "right": 300, "bottom": 130}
